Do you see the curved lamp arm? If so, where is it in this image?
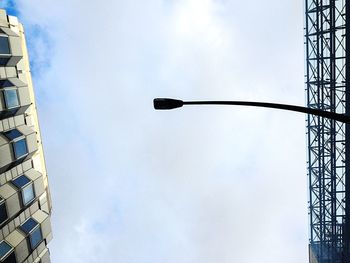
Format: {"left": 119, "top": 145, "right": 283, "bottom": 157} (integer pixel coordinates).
{"left": 153, "top": 98, "right": 350, "bottom": 124}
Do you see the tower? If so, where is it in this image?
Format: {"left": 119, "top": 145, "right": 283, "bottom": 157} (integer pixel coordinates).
{"left": 0, "top": 9, "right": 52, "bottom": 263}
{"left": 305, "top": 0, "right": 348, "bottom": 262}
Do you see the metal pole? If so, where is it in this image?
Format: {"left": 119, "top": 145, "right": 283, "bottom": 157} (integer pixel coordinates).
{"left": 153, "top": 98, "right": 350, "bottom": 124}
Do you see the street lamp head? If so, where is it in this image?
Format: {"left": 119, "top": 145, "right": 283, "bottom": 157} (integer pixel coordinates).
{"left": 153, "top": 98, "right": 184, "bottom": 110}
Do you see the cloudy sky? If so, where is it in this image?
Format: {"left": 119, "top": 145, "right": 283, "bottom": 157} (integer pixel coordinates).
{"left": 1, "top": 0, "right": 308, "bottom": 262}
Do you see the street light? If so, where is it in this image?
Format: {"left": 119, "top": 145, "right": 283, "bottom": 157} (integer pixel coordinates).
{"left": 153, "top": 98, "right": 350, "bottom": 124}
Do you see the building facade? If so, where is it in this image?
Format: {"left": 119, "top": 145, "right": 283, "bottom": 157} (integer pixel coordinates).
{"left": 0, "top": 9, "right": 52, "bottom": 263}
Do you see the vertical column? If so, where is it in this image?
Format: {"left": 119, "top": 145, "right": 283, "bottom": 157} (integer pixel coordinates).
{"left": 344, "top": 0, "right": 350, "bottom": 261}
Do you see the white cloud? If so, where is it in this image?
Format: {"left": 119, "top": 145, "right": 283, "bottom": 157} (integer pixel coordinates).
{"left": 13, "top": 0, "right": 307, "bottom": 262}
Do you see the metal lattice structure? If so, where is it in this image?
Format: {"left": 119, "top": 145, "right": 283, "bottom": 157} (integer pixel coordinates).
{"left": 305, "top": 0, "right": 349, "bottom": 262}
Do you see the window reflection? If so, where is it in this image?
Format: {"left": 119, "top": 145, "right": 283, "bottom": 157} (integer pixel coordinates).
{"left": 12, "top": 175, "right": 35, "bottom": 206}
{"left": 20, "top": 218, "right": 43, "bottom": 250}
{"left": 0, "top": 36, "right": 10, "bottom": 55}
{"left": 3, "top": 88, "right": 19, "bottom": 109}
{"left": 13, "top": 139, "right": 28, "bottom": 159}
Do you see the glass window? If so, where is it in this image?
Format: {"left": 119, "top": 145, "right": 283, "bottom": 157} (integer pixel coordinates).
{"left": 20, "top": 218, "right": 43, "bottom": 251}
{"left": 0, "top": 57, "right": 10, "bottom": 66}
{"left": 2, "top": 130, "right": 28, "bottom": 160}
{"left": 0, "top": 241, "right": 12, "bottom": 260}
{"left": 3, "top": 129, "right": 22, "bottom": 141}
{"left": 29, "top": 227, "right": 42, "bottom": 249}
{"left": 22, "top": 184, "right": 35, "bottom": 205}
{"left": 20, "top": 218, "right": 38, "bottom": 234}
{"left": 0, "top": 200, "right": 7, "bottom": 225}
{"left": 12, "top": 175, "right": 30, "bottom": 188}
{"left": 13, "top": 139, "right": 28, "bottom": 159}
{"left": 3, "top": 89, "right": 19, "bottom": 109}
{"left": 2, "top": 252, "right": 16, "bottom": 263}
{"left": 3, "top": 108, "right": 19, "bottom": 117}
{"left": 0, "top": 80, "right": 13, "bottom": 88}
{"left": 12, "top": 175, "right": 34, "bottom": 206}
{"left": 0, "top": 36, "right": 10, "bottom": 55}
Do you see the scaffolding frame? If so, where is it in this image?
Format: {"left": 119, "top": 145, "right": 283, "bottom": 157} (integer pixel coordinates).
{"left": 305, "top": 0, "right": 348, "bottom": 262}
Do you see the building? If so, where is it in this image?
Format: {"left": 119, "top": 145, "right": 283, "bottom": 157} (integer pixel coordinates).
{"left": 0, "top": 9, "right": 52, "bottom": 263}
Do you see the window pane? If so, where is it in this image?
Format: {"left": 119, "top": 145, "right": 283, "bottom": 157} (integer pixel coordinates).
{"left": 22, "top": 184, "right": 35, "bottom": 205}
{"left": 2, "top": 252, "right": 16, "bottom": 263}
{"left": 0, "top": 80, "right": 13, "bottom": 88}
{"left": 12, "top": 175, "right": 30, "bottom": 188}
{"left": 2, "top": 108, "right": 19, "bottom": 118}
{"left": 29, "top": 227, "right": 42, "bottom": 249}
{"left": 20, "top": 218, "right": 38, "bottom": 234}
{"left": 0, "top": 202, "right": 7, "bottom": 225}
{"left": 3, "top": 129, "right": 22, "bottom": 141}
{"left": 0, "top": 241, "right": 12, "bottom": 259}
{"left": 13, "top": 139, "right": 27, "bottom": 159}
{"left": 0, "top": 36, "right": 10, "bottom": 55}
{"left": 0, "top": 57, "right": 10, "bottom": 66}
{"left": 3, "top": 89, "right": 19, "bottom": 109}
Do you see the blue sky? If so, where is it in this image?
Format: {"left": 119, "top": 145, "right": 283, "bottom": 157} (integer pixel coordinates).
{"left": 1, "top": 1, "right": 308, "bottom": 262}
{"left": 0, "top": 0, "right": 17, "bottom": 16}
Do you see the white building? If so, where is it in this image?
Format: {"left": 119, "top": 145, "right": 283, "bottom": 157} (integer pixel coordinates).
{"left": 0, "top": 9, "right": 52, "bottom": 263}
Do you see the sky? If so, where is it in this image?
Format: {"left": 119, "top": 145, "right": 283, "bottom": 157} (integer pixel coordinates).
{"left": 1, "top": 1, "right": 308, "bottom": 262}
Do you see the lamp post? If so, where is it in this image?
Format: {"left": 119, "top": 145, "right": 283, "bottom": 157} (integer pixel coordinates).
{"left": 153, "top": 98, "right": 350, "bottom": 124}
{"left": 154, "top": 97, "right": 350, "bottom": 261}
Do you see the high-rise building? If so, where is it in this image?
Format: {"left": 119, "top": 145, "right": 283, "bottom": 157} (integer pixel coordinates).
{"left": 0, "top": 9, "right": 52, "bottom": 263}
